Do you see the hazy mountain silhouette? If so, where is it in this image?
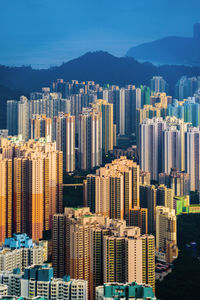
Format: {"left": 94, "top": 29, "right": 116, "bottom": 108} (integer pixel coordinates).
{"left": 1, "top": 51, "right": 200, "bottom": 93}
{"left": 126, "top": 24, "right": 200, "bottom": 66}
{"left": 1, "top": 50, "right": 200, "bottom": 128}
{"left": 0, "top": 52, "right": 155, "bottom": 91}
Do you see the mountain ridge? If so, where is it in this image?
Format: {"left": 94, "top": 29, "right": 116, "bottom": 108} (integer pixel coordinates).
{"left": 1, "top": 50, "right": 200, "bottom": 129}
{"left": 126, "top": 34, "right": 200, "bottom": 66}
{"left": 1, "top": 51, "right": 200, "bottom": 94}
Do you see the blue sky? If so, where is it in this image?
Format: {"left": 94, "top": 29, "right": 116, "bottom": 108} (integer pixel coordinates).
{"left": 0, "top": 0, "right": 200, "bottom": 68}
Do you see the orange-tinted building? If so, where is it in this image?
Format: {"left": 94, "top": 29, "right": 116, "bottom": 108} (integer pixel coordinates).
{"left": 0, "top": 138, "right": 63, "bottom": 243}
{"left": 0, "top": 159, "right": 12, "bottom": 244}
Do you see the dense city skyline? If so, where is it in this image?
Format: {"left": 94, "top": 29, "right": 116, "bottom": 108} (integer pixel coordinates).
{"left": 1, "top": 2, "right": 200, "bottom": 299}
{"left": 1, "top": 76, "right": 200, "bottom": 299}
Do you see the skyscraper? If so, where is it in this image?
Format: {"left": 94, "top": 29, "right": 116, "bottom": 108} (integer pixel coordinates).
{"left": 150, "top": 76, "right": 168, "bottom": 93}
{"left": 162, "top": 127, "right": 181, "bottom": 174}
{"left": 54, "top": 113, "right": 75, "bottom": 172}
{"left": 0, "top": 138, "right": 63, "bottom": 242}
{"left": 30, "top": 114, "right": 52, "bottom": 141}
{"left": 140, "top": 185, "right": 157, "bottom": 234}
{"left": 0, "top": 159, "right": 12, "bottom": 244}
{"left": 129, "top": 207, "right": 148, "bottom": 234}
{"left": 52, "top": 208, "right": 155, "bottom": 299}
{"left": 185, "top": 127, "right": 200, "bottom": 191}
{"left": 92, "top": 99, "right": 114, "bottom": 154}
{"left": 84, "top": 157, "right": 140, "bottom": 223}
{"left": 78, "top": 108, "right": 102, "bottom": 170}
{"left": 136, "top": 104, "right": 166, "bottom": 149}
{"left": 140, "top": 118, "right": 166, "bottom": 180}
{"left": 6, "top": 100, "right": 18, "bottom": 136}
{"left": 156, "top": 184, "right": 174, "bottom": 210}
{"left": 18, "top": 96, "right": 29, "bottom": 140}
{"left": 159, "top": 169, "right": 190, "bottom": 196}
{"left": 156, "top": 206, "right": 178, "bottom": 263}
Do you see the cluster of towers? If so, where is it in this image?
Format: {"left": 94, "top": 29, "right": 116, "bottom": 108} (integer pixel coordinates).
{"left": 3, "top": 76, "right": 200, "bottom": 300}
{"left": 139, "top": 116, "right": 200, "bottom": 192}
{"left": 0, "top": 138, "right": 63, "bottom": 243}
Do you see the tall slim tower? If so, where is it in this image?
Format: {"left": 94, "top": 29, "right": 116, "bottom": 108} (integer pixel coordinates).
{"left": 78, "top": 108, "right": 102, "bottom": 170}
{"left": 92, "top": 99, "right": 114, "bottom": 154}
{"left": 13, "top": 158, "right": 29, "bottom": 234}
{"left": 84, "top": 157, "right": 140, "bottom": 222}
{"left": 18, "top": 96, "right": 29, "bottom": 140}
{"left": 30, "top": 115, "right": 52, "bottom": 141}
{"left": 0, "top": 139, "right": 63, "bottom": 242}
{"left": 140, "top": 117, "right": 166, "bottom": 181}
{"left": 157, "top": 184, "right": 174, "bottom": 210}
{"left": 142, "top": 235, "right": 155, "bottom": 292}
{"left": 162, "top": 127, "right": 181, "bottom": 174}
{"left": 52, "top": 214, "right": 66, "bottom": 278}
{"left": 150, "top": 76, "right": 168, "bottom": 93}
{"left": 185, "top": 127, "right": 200, "bottom": 191}
{"left": 0, "top": 159, "right": 12, "bottom": 244}
{"left": 140, "top": 185, "right": 157, "bottom": 234}
{"left": 156, "top": 206, "right": 177, "bottom": 263}
{"left": 54, "top": 112, "right": 75, "bottom": 172}
{"left": 6, "top": 100, "right": 18, "bottom": 136}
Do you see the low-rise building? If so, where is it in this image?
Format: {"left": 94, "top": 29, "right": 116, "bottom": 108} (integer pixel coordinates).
{"left": 96, "top": 282, "right": 158, "bottom": 299}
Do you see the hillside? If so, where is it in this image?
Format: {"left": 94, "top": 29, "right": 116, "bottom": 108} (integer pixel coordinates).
{"left": 1, "top": 51, "right": 200, "bottom": 128}
{"left": 1, "top": 51, "right": 200, "bottom": 93}
{"left": 126, "top": 36, "right": 200, "bottom": 66}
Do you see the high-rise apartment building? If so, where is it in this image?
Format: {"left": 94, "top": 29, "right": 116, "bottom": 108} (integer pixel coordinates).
{"left": 140, "top": 184, "right": 174, "bottom": 233}
{"left": 102, "top": 88, "right": 120, "bottom": 135}
{"left": 70, "top": 93, "right": 97, "bottom": 136}
{"left": 140, "top": 117, "right": 189, "bottom": 181}
{"left": 52, "top": 214, "right": 66, "bottom": 279}
{"left": 185, "top": 127, "right": 200, "bottom": 191}
{"left": 150, "top": 76, "right": 168, "bottom": 93}
{"left": 78, "top": 108, "right": 102, "bottom": 170}
{"left": 30, "top": 115, "right": 52, "bottom": 141}
{"left": 156, "top": 206, "right": 178, "bottom": 263}
{"left": 53, "top": 113, "right": 75, "bottom": 172}
{"left": 0, "top": 159, "right": 12, "bottom": 244}
{"left": 52, "top": 208, "right": 155, "bottom": 299}
{"left": 102, "top": 86, "right": 143, "bottom": 137}
{"left": 159, "top": 169, "right": 190, "bottom": 196}
{"left": 92, "top": 99, "right": 114, "bottom": 153}
{"left": 140, "top": 118, "right": 166, "bottom": 180}
{"left": 84, "top": 157, "right": 140, "bottom": 223}
{"left": 129, "top": 207, "right": 148, "bottom": 234}
{"left": 162, "top": 127, "right": 181, "bottom": 174}
{"left": 29, "top": 95, "right": 71, "bottom": 121}
{"left": 6, "top": 100, "right": 18, "bottom": 136}
{"left": 18, "top": 96, "right": 29, "bottom": 140}
{"left": 136, "top": 104, "right": 165, "bottom": 149}
{"left": 150, "top": 93, "right": 172, "bottom": 107}
{"left": 156, "top": 184, "right": 174, "bottom": 210}
{"left": 175, "top": 76, "right": 200, "bottom": 100}
{"left": 140, "top": 185, "right": 157, "bottom": 234}
{"left": 140, "top": 171, "right": 151, "bottom": 185}
{"left": 0, "top": 138, "right": 63, "bottom": 242}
